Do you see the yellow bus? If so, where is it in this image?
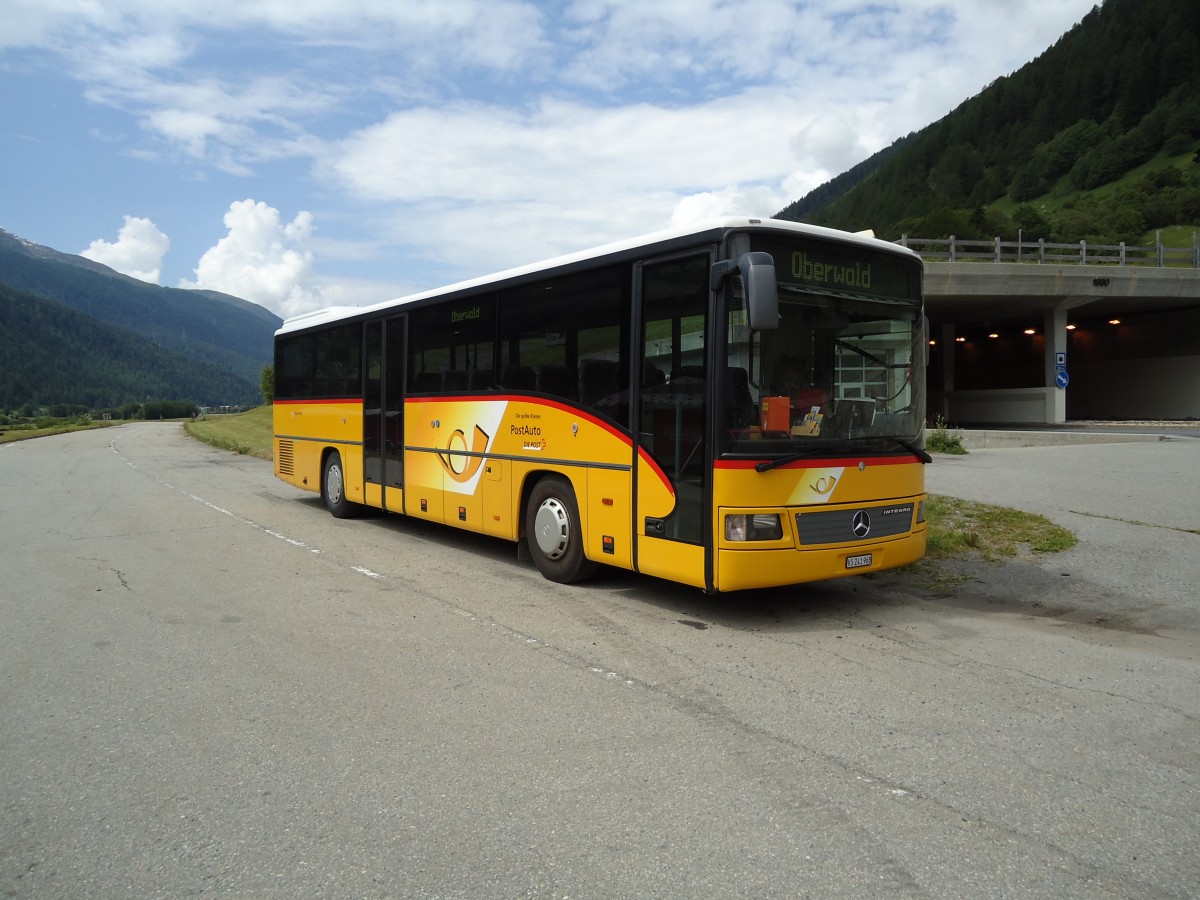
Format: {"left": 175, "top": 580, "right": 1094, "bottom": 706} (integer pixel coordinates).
{"left": 273, "top": 217, "right": 928, "bottom": 591}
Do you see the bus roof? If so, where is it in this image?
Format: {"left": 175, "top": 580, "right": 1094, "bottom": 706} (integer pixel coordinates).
{"left": 276, "top": 216, "right": 917, "bottom": 336}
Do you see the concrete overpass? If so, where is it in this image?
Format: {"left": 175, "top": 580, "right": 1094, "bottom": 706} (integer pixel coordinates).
{"left": 921, "top": 262, "right": 1200, "bottom": 424}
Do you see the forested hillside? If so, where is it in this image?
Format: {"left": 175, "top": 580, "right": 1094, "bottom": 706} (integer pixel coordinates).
{"left": 0, "top": 283, "right": 261, "bottom": 410}
{"left": 779, "top": 0, "right": 1200, "bottom": 244}
{"left": 0, "top": 229, "right": 279, "bottom": 385}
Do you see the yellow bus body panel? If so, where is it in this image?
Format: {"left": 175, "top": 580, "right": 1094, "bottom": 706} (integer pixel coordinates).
{"left": 585, "top": 466, "right": 633, "bottom": 570}
{"left": 635, "top": 537, "right": 707, "bottom": 589}
{"left": 276, "top": 397, "right": 927, "bottom": 592}
{"left": 364, "top": 481, "right": 384, "bottom": 509}
{"left": 405, "top": 396, "right": 637, "bottom": 568}
{"left": 712, "top": 458, "right": 926, "bottom": 592}
{"left": 273, "top": 400, "right": 364, "bottom": 504}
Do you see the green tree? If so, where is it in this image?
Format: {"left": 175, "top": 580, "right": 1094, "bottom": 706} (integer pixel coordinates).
{"left": 1010, "top": 163, "right": 1050, "bottom": 202}
{"left": 260, "top": 364, "right": 275, "bottom": 404}
{"left": 780, "top": 0, "right": 1200, "bottom": 239}
{"left": 928, "top": 144, "right": 984, "bottom": 206}
{"left": 1013, "top": 205, "right": 1051, "bottom": 239}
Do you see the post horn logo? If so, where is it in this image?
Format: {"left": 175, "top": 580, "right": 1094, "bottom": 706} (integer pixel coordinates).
{"left": 438, "top": 424, "right": 490, "bottom": 482}
{"left": 810, "top": 475, "right": 837, "bottom": 494}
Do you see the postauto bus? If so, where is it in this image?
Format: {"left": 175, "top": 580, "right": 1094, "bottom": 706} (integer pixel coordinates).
{"left": 273, "top": 217, "right": 928, "bottom": 591}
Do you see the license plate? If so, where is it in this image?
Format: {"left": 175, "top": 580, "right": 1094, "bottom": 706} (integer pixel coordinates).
{"left": 845, "top": 553, "right": 873, "bottom": 569}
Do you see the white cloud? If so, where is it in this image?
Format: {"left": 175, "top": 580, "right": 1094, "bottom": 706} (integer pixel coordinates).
{"left": 326, "top": 93, "right": 800, "bottom": 207}
{"left": 307, "top": 272, "right": 417, "bottom": 310}
{"left": 318, "top": 87, "right": 902, "bottom": 277}
{"left": 180, "top": 199, "right": 319, "bottom": 319}
{"left": 670, "top": 185, "right": 789, "bottom": 227}
{"left": 559, "top": 0, "right": 828, "bottom": 90}
{"left": 5, "top": 1, "right": 1097, "bottom": 195}
{"left": 80, "top": 215, "right": 170, "bottom": 284}
{"left": 789, "top": 113, "right": 868, "bottom": 175}
{"left": 5, "top": 0, "right": 1100, "bottom": 313}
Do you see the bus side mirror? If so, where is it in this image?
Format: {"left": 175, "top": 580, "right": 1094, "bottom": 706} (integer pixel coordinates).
{"left": 712, "top": 252, "right": 779, "bottom": 331}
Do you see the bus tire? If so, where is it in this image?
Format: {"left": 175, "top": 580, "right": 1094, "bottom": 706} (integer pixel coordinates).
{"left": 525, "top": 475, "right": 597, "bottom": 584}
{"left": 322, "top": 451, "right": 360, "bottom": 519}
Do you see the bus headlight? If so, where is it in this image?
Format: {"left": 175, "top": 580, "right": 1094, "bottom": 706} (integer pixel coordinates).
{"left": 725, "top": 514, "right": 783, "bottom": 542}
{"left": 917, "top": 499, "right": 926, "bottom": 523}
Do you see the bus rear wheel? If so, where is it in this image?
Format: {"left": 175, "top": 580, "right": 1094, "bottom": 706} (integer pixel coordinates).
{"left": 323, "top": 451, "right": 360, "bottom": 519}
{"left": 525, "top": 475, "right": 597, "bottom": 584}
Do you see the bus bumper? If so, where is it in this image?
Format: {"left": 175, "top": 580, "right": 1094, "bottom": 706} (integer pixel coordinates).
{"left": 714, "top": 529, "right": 927, "bottom": 592}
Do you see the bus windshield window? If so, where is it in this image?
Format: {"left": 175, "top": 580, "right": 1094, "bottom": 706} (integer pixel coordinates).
{"left": 721, "top": 238, "right": 924, "bottom": 456}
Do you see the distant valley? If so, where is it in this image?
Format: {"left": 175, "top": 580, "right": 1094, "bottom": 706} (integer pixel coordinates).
{"left": 0, "top": 228, "right": 280, "bottom": 411}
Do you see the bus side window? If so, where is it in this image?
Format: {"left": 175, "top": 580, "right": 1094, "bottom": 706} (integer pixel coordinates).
{"left": 408, "top": 296, "right": 496, "bottom": 393}
{"left": 275, "top": 333, "right": 314, "bottom": 400}
{"left": 579, "top": 357, "right": 620, "bottom": 406}
{"left": 313, "top": 324, "right": 362, "bottom": 398}
{"left": 498, "top": 263, "right": 630, "bottom": 420}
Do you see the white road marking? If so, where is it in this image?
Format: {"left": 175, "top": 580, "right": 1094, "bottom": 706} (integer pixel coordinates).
{"left": 108, "top": 435, "right": 398, "bottom": 581}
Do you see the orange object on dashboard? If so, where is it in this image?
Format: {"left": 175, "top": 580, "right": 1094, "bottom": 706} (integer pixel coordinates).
{"left": 760, "top": 395, "right": 791, "bottom": 432}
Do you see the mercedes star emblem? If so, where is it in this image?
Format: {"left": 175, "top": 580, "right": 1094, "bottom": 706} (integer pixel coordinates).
{"left": 851, "top": 510, "right": 871, "bottom": 538}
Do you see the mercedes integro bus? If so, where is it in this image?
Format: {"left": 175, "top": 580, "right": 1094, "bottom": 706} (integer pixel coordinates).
{"left": 273, "top": 217, "right": 929, "bottom": 592}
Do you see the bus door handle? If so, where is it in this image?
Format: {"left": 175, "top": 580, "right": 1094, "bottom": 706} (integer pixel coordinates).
{"left": 645, "top": 517, "right": 665, "bottom": 537}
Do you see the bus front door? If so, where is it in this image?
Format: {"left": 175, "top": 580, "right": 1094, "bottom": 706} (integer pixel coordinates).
{"left": 635, "top": 253, "right": 710, "bottom": 590}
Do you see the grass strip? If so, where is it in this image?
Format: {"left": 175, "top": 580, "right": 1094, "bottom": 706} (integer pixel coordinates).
{"left": 184, "top": 406, "right": 274, "bottom": 460}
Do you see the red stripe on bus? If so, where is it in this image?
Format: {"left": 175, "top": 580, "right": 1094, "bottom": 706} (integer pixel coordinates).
{"left": 637, "top": 446, "right": 675, "bottom": 496}
{"left": 405, "top": 394, "right": 629, "bottom": 442}
{"left": 405, "top": 394, "right": 675, "bottom": 494}
{"left": 274, "top": 398, "right": 362, "bottom": 406}
{"left": 715, "top": 455, "right": 920, "bottom": 470}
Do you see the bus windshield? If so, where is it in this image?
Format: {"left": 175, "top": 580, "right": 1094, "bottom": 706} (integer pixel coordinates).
{"left": 721, "top": 235, "right": 925, "bottom": 458}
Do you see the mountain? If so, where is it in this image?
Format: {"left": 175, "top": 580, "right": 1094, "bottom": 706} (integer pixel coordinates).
{"left": 0, "top": 228, "right": 281, "bottom": 410}
{"left": 0, "top": 228, "right": 280, "bottom": 385}
{"left": 778, "top": 0, "right": 1200, "bottom": 244}
{"left": 0, "top": 282, "right": 264, "bottom": 409}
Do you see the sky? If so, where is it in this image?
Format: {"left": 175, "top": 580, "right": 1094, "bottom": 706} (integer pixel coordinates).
{"left": 0, "top": 0, "right": 1098, "bottom": 321}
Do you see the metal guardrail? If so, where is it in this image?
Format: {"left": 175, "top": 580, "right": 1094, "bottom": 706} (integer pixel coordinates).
{"left": 896, "top": 232, "right": 1200, "bottom": 267}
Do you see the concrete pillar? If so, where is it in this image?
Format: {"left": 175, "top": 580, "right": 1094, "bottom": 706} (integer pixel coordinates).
{"left": 1045, "top": 307, "right": 1067, "bottom": 423}
{"left": 936, "top": 322, "right": 956, "bottom": 421}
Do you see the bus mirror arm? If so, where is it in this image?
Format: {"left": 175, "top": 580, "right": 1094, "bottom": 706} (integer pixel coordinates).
{"left": 711, "top": 252, "right": 779, "bottom": 331}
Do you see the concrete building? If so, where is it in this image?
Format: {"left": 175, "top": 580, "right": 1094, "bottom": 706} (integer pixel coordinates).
{"left": 918, "top": 246, "right": 1200, "bottom": 424}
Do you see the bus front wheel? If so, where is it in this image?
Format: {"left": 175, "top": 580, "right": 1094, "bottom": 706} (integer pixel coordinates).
{"left": 525, "top": 476, "right": 597, "bottom": 584}
{"left": 323, "top": 451, "right": 360, "bottom": 519}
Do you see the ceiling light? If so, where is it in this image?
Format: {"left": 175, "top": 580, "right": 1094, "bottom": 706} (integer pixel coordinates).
{"left": 1024, "top": 328, "right": 1036, "bottom": 335}
{"left": 1109, "top": 318, "right": 1121, "bottom": 325}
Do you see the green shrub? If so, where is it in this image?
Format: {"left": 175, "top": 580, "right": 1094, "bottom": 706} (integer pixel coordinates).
{"left": 927, "top": 416, "right": 967, "bottom": 454}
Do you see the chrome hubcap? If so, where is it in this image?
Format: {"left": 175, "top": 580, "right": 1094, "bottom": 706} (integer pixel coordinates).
{"left": 327, "top": 464, "right": 344, "bottom": 504}
{"left": 533, "top": 497, "right": 570, "bottom": 559}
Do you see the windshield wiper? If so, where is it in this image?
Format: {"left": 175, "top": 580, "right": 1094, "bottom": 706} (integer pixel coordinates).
{"left": 754, "top": 439, "right": 931, "bottom": 472}
{"left": 890, "top": 437, "right": 933, "bottom": 463}
{"left": 754, "top": 449, "right": 831, "bottom": 473}
{"left": 844, "top": 435, "right": 933, "bottom": 464}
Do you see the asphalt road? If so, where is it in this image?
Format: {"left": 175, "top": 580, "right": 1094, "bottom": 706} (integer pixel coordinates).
{"left": 927, "top": 434, "right": 1200, "bottom": 633}
{"left": 1, "top": 424, "right": 1197, "bottom": 898}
